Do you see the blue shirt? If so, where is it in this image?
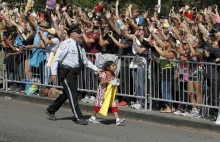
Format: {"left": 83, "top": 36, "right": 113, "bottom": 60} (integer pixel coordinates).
{"left": 32, "top": 26, "right": 48, "bottom": 63}
{"left": 33, "top": 26, "right": 48, "bottom": 46}
{"left": 14, "top": 35, "right": 23, "bottom": 47}
{"left": 136, "top": 16, "right": 143, "bottom": 25}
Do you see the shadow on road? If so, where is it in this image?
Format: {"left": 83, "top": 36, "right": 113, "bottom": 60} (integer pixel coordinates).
{"left": 51, "top": 115, "right": 125, "bottom": 126}
{"left": 100, "top": 119, "right": 125, "bottom": 126}
{"left": 57, "top": 115, "right": 91, "bottom": 121}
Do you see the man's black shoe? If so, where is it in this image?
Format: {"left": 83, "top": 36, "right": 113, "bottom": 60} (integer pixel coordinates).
{"left": 45, "top": 109, "right": 57, "bottom": 121}
{"left": 72, "top": 116, "right": 77, "bottom": 122}
{"left": 74, "top": 118, "right": 88, "bottom": 125}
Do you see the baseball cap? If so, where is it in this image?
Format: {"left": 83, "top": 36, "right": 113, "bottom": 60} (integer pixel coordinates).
{"left": 67, "top": 24, "right": 81, "bottom": 35}
{"left": 46, "top": 28, "right": 56, "bottom": 35}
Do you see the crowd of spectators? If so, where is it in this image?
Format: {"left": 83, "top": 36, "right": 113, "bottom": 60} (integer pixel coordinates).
{"left": 0, "top": 0, "right": 220, "bottom": 122}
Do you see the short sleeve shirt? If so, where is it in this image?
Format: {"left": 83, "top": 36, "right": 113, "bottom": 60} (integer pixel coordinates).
{"left": 85, "top": 31, "right": 100, "bottom": 53}
{"left": 33, "top": 26, "right": 48, "bottom": 47}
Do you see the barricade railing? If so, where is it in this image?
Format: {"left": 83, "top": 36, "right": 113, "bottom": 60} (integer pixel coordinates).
{"left": 2, "top": 48, "right": 220, "bottom": 113}
{"left": 4, "top": 48, "right": 62, "bottom": 92}
{"left": 148, "top": 58, "right": 220, "bottom": 114}
{"left": 77, "top": 53, "right": 150, "bottom": 110}
{"left": 0, "top": 47, "right": 5, "bottom": 90}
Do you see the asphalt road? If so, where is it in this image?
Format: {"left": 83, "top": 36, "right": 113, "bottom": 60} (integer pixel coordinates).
{"left": 0, "top": 98, "right": 220, "bottom": 142}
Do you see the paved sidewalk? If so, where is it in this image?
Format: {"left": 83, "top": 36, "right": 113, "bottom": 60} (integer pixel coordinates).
{"left": 1, "top": 90, "right": 220, "bottom": 132}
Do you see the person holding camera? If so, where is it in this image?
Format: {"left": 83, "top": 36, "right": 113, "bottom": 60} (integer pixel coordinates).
{"left": 80, "top": 20, "right": 101, "bottom": 103}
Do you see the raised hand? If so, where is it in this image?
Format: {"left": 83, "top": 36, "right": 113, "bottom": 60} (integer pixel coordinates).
{"left": 128, "top": 4, "right": 133, "bottom": 10}
{"left": 51, "top": 14, "right": 57, "bottom": 21}
{"left": 143, "top": 11, "right": 148, "bottom": 19}
{"left": 148, "top": 24, "right": 154, "bottom": 33}
{"left": 62, "top": 6, "right": 67, "bottom": 12}
{"left": 106, "top": 11, "right": 111, "bottom": 19}
{"left": 116, "top": 0, "right": 119, "bottom": 7}
{"left": 108, "top": 31, "right": 113, "bottom": 37}
{"left": 55, "top": 4, "right": 60, "bottom": 11}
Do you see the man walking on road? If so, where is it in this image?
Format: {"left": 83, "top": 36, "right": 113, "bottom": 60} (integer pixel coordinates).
{"left": 45, "top": 24, "right": 102, "bottom": 125}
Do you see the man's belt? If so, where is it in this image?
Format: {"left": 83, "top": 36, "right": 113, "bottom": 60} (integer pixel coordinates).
{"left": 60, "top": 64, "right": 81, "bottom": 74}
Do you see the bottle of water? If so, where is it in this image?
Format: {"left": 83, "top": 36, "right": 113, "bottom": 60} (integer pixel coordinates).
{"left": 148, "top": 48, "right": 152, "bottom": 58}
{"left": 149, "top": 48, "right": 152, "bottom": 54}
{"left": 5, "top": 96, "right": 11, "bottom": 100}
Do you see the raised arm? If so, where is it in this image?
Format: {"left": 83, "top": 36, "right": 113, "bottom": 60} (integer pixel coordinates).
{"left": 132, "top": 36, "right": 146, "bottom": 54}
{"left": 148, "top": 25, "right": 166, "bottom": 48}
{"left": 106, "top": 11, "right": 121, "bottom": 35}
{"left": 153, "top": 41, "right": 175, "bottom": 59}
{"left": 28, "top": 15, "right": 38, "bottom": 29}
{"left": 108, "top": 32, "right": 128, "bottom": 48}
{"left": 115, "top": 0, "right": 120, "bottom": 18}
{"left": 51, "top": 14, "right": 62, "bottom": 39}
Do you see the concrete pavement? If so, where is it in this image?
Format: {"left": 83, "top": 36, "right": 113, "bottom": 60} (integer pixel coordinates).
{"left": 1, "top": 90, "right": 220, "bottom": 133}
{"left": 1, "top": 98, "right": 220, "bottom": 142}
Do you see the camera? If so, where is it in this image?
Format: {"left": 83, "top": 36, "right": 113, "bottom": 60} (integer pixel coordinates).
{"left": 213, "top": 4, "right": 218, "bottom": 10}
{"left": 120, "top": 14, "right": 126, "bottom": 19}
{"left": 93, "top": 26, "right": 100, "bottom": 30}
{"left": 200, "top": 9, "right": 203, "bottom": 14}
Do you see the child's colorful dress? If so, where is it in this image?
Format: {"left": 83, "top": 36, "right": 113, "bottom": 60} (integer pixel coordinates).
{"left": 93, "top": 72, "right": 118, "bottom": 112}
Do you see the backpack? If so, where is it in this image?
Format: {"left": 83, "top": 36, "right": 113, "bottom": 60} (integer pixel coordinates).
{"left": 21, "top": 79, "right": 40, "bottom": 96}
{"left": 39, "top": 86, "right": 50, "bottom": 97}
{"left": 48, "top": 88, "right": 63, "bottom": 98}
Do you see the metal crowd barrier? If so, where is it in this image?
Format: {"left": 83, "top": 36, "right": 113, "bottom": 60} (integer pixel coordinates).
{"left": 4, "top": 48, "right": 62, "bottom": 92}
{"left": 0, "top": 47, "right": 5, "bottom": 90}
{"left": 148, "top": 58, "right": 220, "bottom": 112}
{"left": 77, "top": 53, "right": 150, "bottom": 110}
{"left": 2, "top": 48, "right": 220, "bottom": 113}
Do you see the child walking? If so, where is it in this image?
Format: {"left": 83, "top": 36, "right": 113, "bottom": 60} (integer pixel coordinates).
{"left": 89, "top": 61, "right": 125, "bottom": 126}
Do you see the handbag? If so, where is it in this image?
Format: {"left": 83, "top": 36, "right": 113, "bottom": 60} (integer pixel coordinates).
{"left": 39, "top": 86, "right": 49, "bottom": 97}
{"left": 48, "top": 88, "right": 63, "bottom": 98}
{"left": 21, "top": 78, "right": 40, "bottom": 96}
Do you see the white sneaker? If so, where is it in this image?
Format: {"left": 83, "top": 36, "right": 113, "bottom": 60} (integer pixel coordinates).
{"left": 81, "top": 96, "right": 90, "bottom": 103}
{"left": 116, "top": 118, "right": 125, "bottom": 126}
{"left": 133, "top": 104, "right": 143, "bottom": 110}
{"left": 89, "top": 117, "right": 100, "bottom": 124}
{"left": 88, "top": 96, "right": 96, "bottom": 103}
{"left": 130, "top": 104, "right": 136, "bottom": 108}
{"left": 215, "top": 116, "right": 220, "bottom": 125}
{"left": 174, "top": 109, "right": 184, "bottom": 115}
{"left": 187, "top": 109, "right": 201, "bottom": 118}
{"left": 182, "top": 111, "right": 191, "bottom": 116}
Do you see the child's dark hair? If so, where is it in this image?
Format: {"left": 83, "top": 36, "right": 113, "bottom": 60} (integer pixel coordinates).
{"left": 102, "top": 61, "right": 115, "bottom": 71}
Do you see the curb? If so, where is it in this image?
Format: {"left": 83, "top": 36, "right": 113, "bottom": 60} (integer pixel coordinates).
{"left": 1, "top": 91, "right": 220, "bottom": 132}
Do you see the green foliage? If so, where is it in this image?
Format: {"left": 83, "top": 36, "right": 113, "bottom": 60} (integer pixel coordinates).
{"left": 3, "top": 0, "right": 220, "bottom": 16}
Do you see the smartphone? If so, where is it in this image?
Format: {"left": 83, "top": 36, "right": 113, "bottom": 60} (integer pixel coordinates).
{"left": 31, "top": 12, "right": 37, "bottom": 17}
{"left": 93, "top": 26, "right": 100, "bottom": 30}
{"left": 213, "top": 4, "right": 218, "bottom": 10}
{"left": 120, "top": 14, "right": 125, "bottom": 19}
{"left": 40, "top": 13, "right": 45, "bottom": 20}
